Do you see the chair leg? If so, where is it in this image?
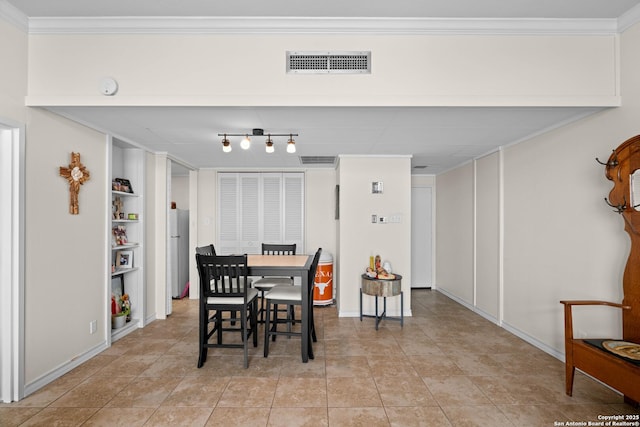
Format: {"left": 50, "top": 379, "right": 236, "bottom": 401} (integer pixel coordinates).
{"left": 566, "top": 364, "right": 575, "bottom": 396}
{"left": 252, "top": 299, "right": 258, "bottom": 347}
{"left": 258, "top": 290, "right": 266, "bottom": 323}
{"left": 242, "top": 307, "right": 249, "bottom": 369}
{"left": 310, "top": 305, "right": 317, "bottom": 343}
{"left": 216, "top": 311, "right": 223, "bottom": 344}
{"left": 264, "top": 299, "right": 272, "bottom": 357}
{"left": 272, "top": 304, "right": 278, "bottom": 342}
{"left": 197, "top": 307, "right": 207, "bottom": 368}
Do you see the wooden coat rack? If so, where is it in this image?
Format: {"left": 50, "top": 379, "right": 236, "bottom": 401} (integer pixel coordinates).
{"left": 561, "top": 135, "right": 640, "bottom": 406}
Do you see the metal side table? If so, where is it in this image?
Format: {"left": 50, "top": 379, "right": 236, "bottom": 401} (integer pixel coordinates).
{"left": 360, "top": 274, "right": 403, "bottom": 330}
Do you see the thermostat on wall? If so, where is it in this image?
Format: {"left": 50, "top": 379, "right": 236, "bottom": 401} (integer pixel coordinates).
{"left": 100, "top": 77, "right": 119, "bottom": 96}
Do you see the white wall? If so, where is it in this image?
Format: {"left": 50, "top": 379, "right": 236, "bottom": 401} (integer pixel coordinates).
{"left": 476, "top": 152, "right": 500, "bottom": 320}
{"left": 26, "top": 33, "right": 618, "bottom": 108}
{"left": 436, "top": 162, "right": 474, "bottom": 303}
{"left": 170, "top": 175, "right": 189, "bottom": 211}
{"left": 0, "top": 12, "right": 26, "bottom": 121}
{"left": 24, "top": 108, "right": 107, "bottom": 384}
{"left": 337, "top": 156, "right": 412, "bottom": 316}
{"left": 144, "top": 151, "right": 157, "bottom": 321}
{"left": 1, "top": 15, "right": 114, "bottom": 390}
{"left": 435, "top": 22, "right": 640, "bottom": 358}
{"left": 304, "top": 169, "right": 337, "bottom": 256}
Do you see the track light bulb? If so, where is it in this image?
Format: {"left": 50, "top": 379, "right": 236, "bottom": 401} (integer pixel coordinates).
{"left": 265, "top": 137, "right": 274, "bottom": 153}
{"left": 221, "top": 136, "right": 231, "bottom": 153}
{"left": 240, "top": 135, "right": 251, "bottom": 150}
{"left": 286, "top": 136, "right": 296, "bottom": 153}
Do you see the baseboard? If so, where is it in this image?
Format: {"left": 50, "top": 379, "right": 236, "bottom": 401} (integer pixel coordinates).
{"left": 501, "top": 320, "right": 564, "bottom": 361}
{"left": 435, "top": 288, "right": 564, "bottom": 361}
{"left": 24, "top": 341, "right": 108, "bottom": 397}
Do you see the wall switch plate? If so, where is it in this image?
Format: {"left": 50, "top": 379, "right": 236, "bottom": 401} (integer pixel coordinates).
{"left": 89, "top": 320, "right": 97, "bottom": 334}
{"left": 371, "top": 214, "right": 377, "bottom": 223}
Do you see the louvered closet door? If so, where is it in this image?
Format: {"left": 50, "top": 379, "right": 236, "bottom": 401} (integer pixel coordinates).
{"left": 217, "top": 172, "right": 304, "bottom": 254}
{"left": 262, "top": 173, "right": 282, "bottom": 244}
{"left": 218, "top": 174, "right": 239, "bottom": 254}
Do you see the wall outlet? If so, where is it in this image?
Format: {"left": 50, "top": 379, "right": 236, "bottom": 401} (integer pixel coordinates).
{"left": 89, "top": 320, "right": 97, "bottom": 334}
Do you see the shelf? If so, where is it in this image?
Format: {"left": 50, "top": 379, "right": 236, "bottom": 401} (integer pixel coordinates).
{"left": 111, "top": 243, "right": 140, "bottom": 250}
{"left": 112, "top": 190, "right": 138, "bottom": 197}
{"left": 110, "top": 144, "right": 145, "bottom": 346}
{"left": 111, "top": 267, "right": 140, "bottom": 277}
{"left": 111, "top": 319, "right": 139, "bottom": 342}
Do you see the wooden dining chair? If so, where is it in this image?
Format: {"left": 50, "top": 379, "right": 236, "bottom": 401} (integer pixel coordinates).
{"left": 263, "top": 248, "right": 322, "bottom": 360}
{"left": 252, "top": 243, "right": 297, "bottom": 323}
{"left": 196, "top": 253, "right": 258, "bottom": 369}
{"left": 195, "top": 244, "right": 216, "bottom": 256}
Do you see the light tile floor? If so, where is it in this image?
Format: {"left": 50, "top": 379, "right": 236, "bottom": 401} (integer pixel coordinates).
{"left": 2, "top": 290, "right": 639, "bottom": 426}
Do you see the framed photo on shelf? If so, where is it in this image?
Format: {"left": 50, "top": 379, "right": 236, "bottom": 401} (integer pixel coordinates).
{"left": 116, "top": 250, "right": 133, "bottom": 269}
{"left": 115, "top": 178, "right": 133, "bottom": 193}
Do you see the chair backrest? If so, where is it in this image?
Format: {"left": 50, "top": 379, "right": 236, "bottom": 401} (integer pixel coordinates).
{"left": 196, "top": 254, "right": 249, "bottom": 299}
{"left": 262, "top": 243, "right": 296, "bottom": 255}
{"left": 308, "top": 248, "right": 322, "bottom": 292}
{"left": 195, "top": 244, "right": 216, "bottom": 256}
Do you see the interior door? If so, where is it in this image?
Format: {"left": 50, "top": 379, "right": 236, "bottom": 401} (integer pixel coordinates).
{"left": 411, "top": 186, "right": 432, "bottom": 288}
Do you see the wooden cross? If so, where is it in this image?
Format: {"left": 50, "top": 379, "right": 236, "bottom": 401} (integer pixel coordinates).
{"left": 59, "top": 152, "right": 90, "bottom": 215}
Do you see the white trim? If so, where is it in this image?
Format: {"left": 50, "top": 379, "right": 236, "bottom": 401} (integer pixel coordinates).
{"left": 498, "top": 147, "right": 505, "bottom": 326}
{"left": 435, "top": 287, "right": 564, "bottom": 361}
{"left": 618, "top": 3, "right": 640, "bottom": 33}
{"left": 105, "top": 136, "right": 113, "bottom": 345}
{"left": 338, "top": 154, "right": 413, "bottom": 159}
{"left": 0, "top": 0, "right": 28, "bottom": 32}
{"left": 501, "top": 321, "right": 564, "bottom": 362}
{"left": 25, "top": 16, "right": 622, "bottom": 36}
{"left": 27, "top": 95, "right": 622, "bottom": 108}
{"left": 24, "top": 342, "right": 108, "bottom": 397}
{"left": 0, "top": 120, "right": 25, "bottom": 402}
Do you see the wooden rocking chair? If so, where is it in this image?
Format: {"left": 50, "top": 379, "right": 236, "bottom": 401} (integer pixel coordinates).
{"left": 561, "top": 135, "right": 640, "bottom": 406}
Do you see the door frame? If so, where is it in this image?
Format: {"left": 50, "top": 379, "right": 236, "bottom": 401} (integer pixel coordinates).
{"left": 0, "top": 120, "right": 25, "bottom": 402}
{"left": 410, "top": 184, "right": 434, "bottom": 289}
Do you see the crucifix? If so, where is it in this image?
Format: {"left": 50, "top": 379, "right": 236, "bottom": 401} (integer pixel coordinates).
{"left": 59, "top": 152, "right": 90, "bottom": 215}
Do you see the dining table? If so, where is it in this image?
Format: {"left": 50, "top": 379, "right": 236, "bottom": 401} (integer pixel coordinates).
{"left": 247, "top": 254, "right": 314, "bottom": 362}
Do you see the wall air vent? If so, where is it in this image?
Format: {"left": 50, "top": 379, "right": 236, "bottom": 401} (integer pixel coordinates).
{"left": 299, "top": 156, "right": 337, "bottom": 165}
{"left": 287, "top": 51, "right": 371, "bottom": 74}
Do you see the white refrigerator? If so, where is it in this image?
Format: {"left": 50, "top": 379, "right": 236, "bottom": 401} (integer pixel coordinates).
{"left": 168, "top": 209, "right": 189, "bottom": 303}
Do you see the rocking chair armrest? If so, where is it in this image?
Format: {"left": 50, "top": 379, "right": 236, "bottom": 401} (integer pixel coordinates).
{"left": 560, "top": 300, "right": 632, "bottom": 341}
{"left": 560, "top": 300, "right": 631, "bottom": 309}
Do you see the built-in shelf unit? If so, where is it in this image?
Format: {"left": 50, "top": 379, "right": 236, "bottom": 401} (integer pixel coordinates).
{"left": 109, "top": 138, "right": 145, "bottom": 342}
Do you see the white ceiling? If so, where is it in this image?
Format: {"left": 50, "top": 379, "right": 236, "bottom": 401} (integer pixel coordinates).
{"left": 7, "top": 0, "right": 640, "bottom": 174}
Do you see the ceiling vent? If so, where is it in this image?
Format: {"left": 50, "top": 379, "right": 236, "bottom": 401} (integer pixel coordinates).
{"left": 287, "top": 51, "right": 371, "bottom": 74}
{"left": 299, "top": 156, "right": 337, "bottom": 165}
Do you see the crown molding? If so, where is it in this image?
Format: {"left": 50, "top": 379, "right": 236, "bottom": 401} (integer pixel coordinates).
{"left": 0, "top": 0, "right": 28, "bottom": 32}
{"left": 27, "top": 16, "right": 621, "bottom": 36}
{"left": 618, "top": 3, "right": 640, "bottom": 33}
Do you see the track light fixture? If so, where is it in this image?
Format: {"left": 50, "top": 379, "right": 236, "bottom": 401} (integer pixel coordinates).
{"left": 287, "top": 134, "right": 296, "bottom": 153}
{"left": 221, "top": 134, "right": 231, "bottom": 153}
{"left": 217, "top": 129, "right": 298, "bottom": 154}
{"left": 240, "top": 134, "right": 251, "bottom": 150}
{"left": 265, "top": 136, "right": 274, "bottom": 154}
